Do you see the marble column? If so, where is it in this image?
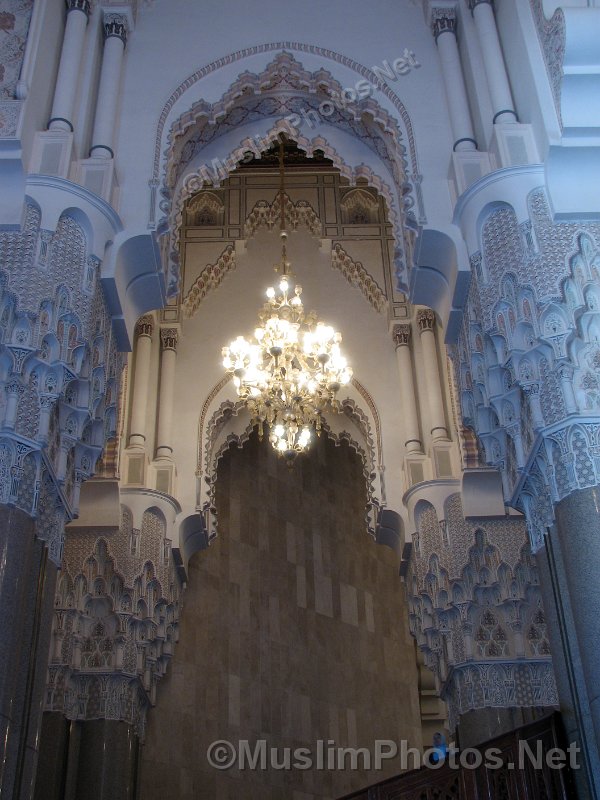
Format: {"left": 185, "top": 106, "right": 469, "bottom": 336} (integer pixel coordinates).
{"left": 155, "top": 328, "right": 179, "bottom": 460}
{"left": 0, "top": 509, "right": 56, "bottom": 800}
{"left": 0, "top": 507, "right": 36, "bottom": 797}
{"left": 431, "top": 8, "right": 477, "bottom": 151}
{"left": 554, "top": 486, "right": 600, "bottom": 782}
{"left": 468, "top": 0, "right": 517, "bottom": 124}
{"left": 35, "top": 719, "right": 139, "bottom": 800}
{"left": 128, "top": 316, "right": 154, "bottom": 449}
{"left": 536, "top": 539, "right": 599, "bottom": 800}
{"left": 17, "top": 544, "right": 58, "bottom": 800}
{"left": 89, "top": 16, "right": 128, "bottom": 158}
{"left": 417, "top": 309, "right": 449, "bottom": 442}
{"left": 34, "top": 713, "right": 70, "bottom": 800}
{"left": 393, "top": 324, "right": 422, "bottom": 453}
{"left": 74, "top": 721, "right": 139, "bottom": 800}
{"left": 48, "top": 0, "right": 91, "bottom": 132}
{"left": 457, "top": 707, "right": 548, "bottom": 750}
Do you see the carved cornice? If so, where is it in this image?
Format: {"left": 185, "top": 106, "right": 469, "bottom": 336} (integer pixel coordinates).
{"left": 182, "top": 244, "right": 236, "bottom": 318}
{"left": 331, "top": 243, "right": 387, "bottom": 313}
{"left": 244, "top": 195, "right": 323, "bottom": 240}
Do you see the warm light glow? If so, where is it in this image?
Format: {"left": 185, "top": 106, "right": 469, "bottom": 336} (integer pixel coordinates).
{"left": 221, "top": 274, "right": 352, "bottom": 460}
{"left": 222, "top": 138, "right": 352, "bottom": 461}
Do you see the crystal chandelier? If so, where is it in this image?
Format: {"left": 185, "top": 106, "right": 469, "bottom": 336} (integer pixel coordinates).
{"left": 222, "top": 139, "right": 352, "bottom": 462}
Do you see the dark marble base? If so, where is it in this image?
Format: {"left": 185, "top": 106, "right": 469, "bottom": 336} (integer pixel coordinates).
{"left": 35, "top": 716, "right": 139, "bottom": 800}
{"left": 456, "top": 706, "right": 551, "bottom": 749}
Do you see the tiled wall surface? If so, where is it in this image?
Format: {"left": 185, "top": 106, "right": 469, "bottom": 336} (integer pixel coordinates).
{"left": 139, "top": 433, "right": 422, "bottom": 800}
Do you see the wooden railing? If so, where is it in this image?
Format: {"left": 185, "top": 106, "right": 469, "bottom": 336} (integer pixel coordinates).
{"left": 339, "top": 713, "right": 575, "bottom": 800}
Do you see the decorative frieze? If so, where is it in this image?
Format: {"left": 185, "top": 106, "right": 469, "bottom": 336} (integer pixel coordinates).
{"left": 331, "top": 243, "right": 387, "bottom": 313}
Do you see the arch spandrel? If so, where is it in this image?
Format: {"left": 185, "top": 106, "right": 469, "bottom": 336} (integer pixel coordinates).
{"left": 153, "top": 52, "right": 422, "bottom": 297}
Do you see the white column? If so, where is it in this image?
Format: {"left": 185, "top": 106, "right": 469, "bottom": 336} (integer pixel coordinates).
{"left": 128, "top": 316, "right": 154, "bottom": 448}
{"left": 417, "top": 309, "right": 449, "bottom": 442}
{"left": 90, "top": 15, "right": 127, "bottom": 158}
{"left": 393, "top": 325, "right": 423, "bottom": 454}
{"left": 156, "top": 328, "right": 179, "bottom": 459}
{"left": 4, "top": 381, "right": 24, "bottom": 429}
{"left": 48, "top": 0, "right": 90, "bottom": 131}
{"left": 432, "top": 9, "right": 477, "bottom": 152}
{"left": 469, "top": 0, "right": 517, "bottom": 124}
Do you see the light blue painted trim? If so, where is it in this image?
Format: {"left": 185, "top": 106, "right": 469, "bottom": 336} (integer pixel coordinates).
{"left": 25, "top": 174, "right": 124, "bottom": 233}
{"left": 121, "top": 487, "right": 183, "bottom": 515}
{"left": 452, "top": 164, "right": 545, "bottom": 225}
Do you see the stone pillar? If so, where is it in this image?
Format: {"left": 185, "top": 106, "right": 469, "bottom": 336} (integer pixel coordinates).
{"left": 89, "top": 15, "right": 128, "bottom": 158}
{"left": 155, "top": 328, "right": 179, "bottom": 459}
{"left": 522, "top": 383, "right": 544, "bottom": 430}
{"left": 393, "top": 324, "right": 422, "bottom": 453}
{"left": 468, "top": 0, "right": 517, "bottom": 124}
{"left": 431, "top": 8, "right": 477, "bottom": 151}
{"left": 128, "top": 316, "right": 154, "bottom": 449}
{"left": 417, "top": 309, "right": 448, "bottom": 442}
{"left": 558, "top": 364, "right": 578, "bottom": 414}
{"left": 38, "top": 395, "right": 56, "bottom": 443}
{"left": 48, "top": 0, "right": 91, "bottom": 131}
{"left": 4, "top": 380, "right": 24, "bottom": 429}
{"left": 554, "top": 486, "right": 600, "bottom": 771}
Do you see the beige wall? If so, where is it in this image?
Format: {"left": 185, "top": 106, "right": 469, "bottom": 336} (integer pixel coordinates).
{"left": 139, "top": 433, "right": 422, "bottom": 800}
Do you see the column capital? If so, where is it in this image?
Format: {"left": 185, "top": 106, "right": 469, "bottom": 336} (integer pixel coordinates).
{"left": 5, "top": 379, "right": 25, "bottom": 397}
{"left": 160, "top": 328, "right": 179, "bottom": 351}
{"left": 557, "top": 363, "right": 574, "bottom": 381}
{"left": 417, "top": 309, "right": 436, "bottom": 333}
{"left": 135, "top": 315, "right": 154, "bottom": 339}
{"left": 522, "top": 382, "right": 540, "bottom": 397}
{"left": 431, "top": 7, "right": 457, "bottom": 40}
{"left": 393, "top": 324, "right": 412, "bottom": 348}
{"left": 468, "top": 0, "right": 493, "bottom": 10}
{"left": 103, "top": 13, "right": 128, "bottom": 44}
{"left": 66, "top": 0, "right": 91, "bottom": 16}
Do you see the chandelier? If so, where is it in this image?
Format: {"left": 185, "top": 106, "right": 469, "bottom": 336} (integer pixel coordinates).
{"left": 222, "top": 139, "right": 352, "bottom": 462}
